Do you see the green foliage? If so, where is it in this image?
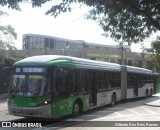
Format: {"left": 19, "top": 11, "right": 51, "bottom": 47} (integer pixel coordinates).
{"left": 1, "top": 0, "right": 160, "bottom": 44}
{"left": 4, "top": 58, "right": 17, "bottom": 66}
{"left": 0, "top": 11, "right": 17, "bottom": 50}
{"left": 142, "top": 37, "right": 160, "bottom": 72}
{"left": 0, "top": 0, "right": 21, "bottom": 10}
{"left": 45, "top": 0, "right": 160, "bottom": 44}
{"left": 0, "top": 0, "right": 50, "bottom": 9}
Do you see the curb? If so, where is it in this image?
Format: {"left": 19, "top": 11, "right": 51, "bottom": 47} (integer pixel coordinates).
{"left": 145, "top": 103, "right": 160, "bottom": 107}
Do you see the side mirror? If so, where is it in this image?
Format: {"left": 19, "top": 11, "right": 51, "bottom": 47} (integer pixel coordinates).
{"left": 2, "top": 67, "right": 12, "bottom": 74}
{"left": 3, "top": 67, "right": 12, "bottom": 71}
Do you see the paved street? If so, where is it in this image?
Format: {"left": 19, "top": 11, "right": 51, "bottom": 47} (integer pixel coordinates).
{"left": 63, "top": 94, "right": 160, "bottom": 122}
{"left": 43, "top": 94, "right": 160, "bottom": 130}
{"left": 0, "top": 100, "right": 24, "bottom": 121}
{"left": 0, "top": 94, "right": 160, "bottom": 130}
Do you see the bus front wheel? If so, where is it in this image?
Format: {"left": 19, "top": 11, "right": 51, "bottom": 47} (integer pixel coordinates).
{"left": 72, "top": 101, "right": 82, "bottom": 116}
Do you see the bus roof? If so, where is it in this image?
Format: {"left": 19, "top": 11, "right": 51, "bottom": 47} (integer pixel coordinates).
{"left": 13, "top": 55, "right": 121, "bottom": 71}
{"left": 126, "top": 66, "right": 153, "bottom": 74}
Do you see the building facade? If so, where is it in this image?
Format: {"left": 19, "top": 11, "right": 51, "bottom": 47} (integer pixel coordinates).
{"left": 20, "top": 34, "right": 147, "bottom": 68}
{"left": 22, "top": 34, "right": 131, "bottom": 51}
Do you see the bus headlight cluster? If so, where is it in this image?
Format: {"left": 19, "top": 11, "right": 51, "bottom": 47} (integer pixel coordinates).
{"left": 37, "top": 100, "right": 51, "bottom": 107}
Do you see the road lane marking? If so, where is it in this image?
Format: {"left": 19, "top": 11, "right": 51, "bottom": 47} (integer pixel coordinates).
{"left": 128, "top": 109, "right": 141, "bottom": 115}
{"left": 141, "top": 107, "right": 156, "bottom": 114}
{"left": 114, "top": 112, "right": 123, "bottom": 117}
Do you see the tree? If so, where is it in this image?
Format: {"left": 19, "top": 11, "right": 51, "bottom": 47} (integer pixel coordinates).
{"left": 142, "top": 37, "right": 160, "bottom": 72}
{"left": 1, "top": 0, "right": 160, "bottom": 45}
{"left": 0, "top": 11, "right": 17, "bottom": 50}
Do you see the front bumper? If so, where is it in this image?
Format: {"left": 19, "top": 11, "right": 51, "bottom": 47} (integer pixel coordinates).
{"left": 8, "top": 104, "right": 52, "bottom": 118}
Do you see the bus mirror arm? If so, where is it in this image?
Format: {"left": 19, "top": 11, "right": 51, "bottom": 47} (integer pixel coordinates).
{"left": 3, "top": 67, "right": 13, "bottom": 72}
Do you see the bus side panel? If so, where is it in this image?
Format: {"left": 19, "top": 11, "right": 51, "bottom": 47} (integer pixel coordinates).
{"left": 138, "top": 83, "right": 154, "bottom": 97}
{"left": 126, "top": 88, "right": 135, "bottom": 99}
{"left": 97, "top": 91, "right": 109, "bottom": 106}
{"left": 51, "top": 94, "right": 88, "bottom": 119}
{"left": 116, "top": 89, "right": 122, "bottom": 101}
{"left": 96, "top": 89, "right": 121, "bottom": 107}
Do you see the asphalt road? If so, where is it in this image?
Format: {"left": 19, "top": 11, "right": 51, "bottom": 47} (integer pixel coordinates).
{"left": 0, "top": 95, "right": 160, "bottom": 130}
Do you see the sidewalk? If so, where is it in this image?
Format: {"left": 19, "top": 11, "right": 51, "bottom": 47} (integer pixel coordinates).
{"left": 0, "top": 93, "right": 8, "bottom": 102}
{"left": 145, "top": 93, "right": 160, "bottom": 107}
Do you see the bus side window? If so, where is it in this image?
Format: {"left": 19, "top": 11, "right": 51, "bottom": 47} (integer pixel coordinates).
{"left": 97, "top": 71, "right": 106, "bottom": 91}
{"left": 65, "top": 69, "right": 75, "bottom": 93}
{"left": 81, "top": 71, "right": 87, "bottom": 92}
{"left": 127, "top": 73, "right": 134, "bottom": 88}
{"left": 108, "top": 71, "right": 114, "bottom": 88}
{"left": 106, "top": 71, "right": 109, "bottom": 89}
{"left": 114, "top": 72, "right": 121, "bottom": 88}
{"left": 76, "top": 70, "right": 87, "bottom": 92}
{"left": 56, "top": 68, "right": 66, "bottom": 92}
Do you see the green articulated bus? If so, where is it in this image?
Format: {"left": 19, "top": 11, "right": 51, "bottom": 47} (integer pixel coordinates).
{"left": 8, "top": 55, "right": 157, "bottom": 119}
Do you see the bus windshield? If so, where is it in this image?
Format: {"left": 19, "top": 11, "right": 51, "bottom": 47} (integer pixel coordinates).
{"left": 10, "top": 75, "right": 50, "bottom": 97}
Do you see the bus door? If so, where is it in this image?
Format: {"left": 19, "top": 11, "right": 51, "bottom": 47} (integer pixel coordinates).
{"left": 51, "top": 67, "right": 72, "bottom": 118}
{"left": 134, "top": 74, "right": 138, "bottom": 97}
{"left": 88, "top": 72, "right": 97, "bottom": 106}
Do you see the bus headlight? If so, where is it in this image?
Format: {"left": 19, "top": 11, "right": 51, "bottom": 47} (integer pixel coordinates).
{"left": 37, "top": 100, "right": 51, "bottom": 107}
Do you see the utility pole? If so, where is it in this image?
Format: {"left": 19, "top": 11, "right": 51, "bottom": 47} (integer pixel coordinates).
{"left": 120, "top": 42, "right": 125, "bottom": 65}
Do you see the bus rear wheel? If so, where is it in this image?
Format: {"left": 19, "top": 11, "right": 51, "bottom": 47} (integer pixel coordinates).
{"left": 72, "top": 101, "right": 82, "bottom": 116}
{"left": 150, "top": 89, "right": 153, "bottom": 97}
{"left": 110, "top": 94, "right": 116, "bottom": 107}
{"left": 145, "top": 89, "right": 148, "bottom": 98}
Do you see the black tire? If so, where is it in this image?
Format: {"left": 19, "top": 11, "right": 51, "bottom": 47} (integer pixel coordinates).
{"left": 145, "top": 90, "right": 148, "bottom": 98}
{"left": 150, "top": 89, "right": 153, "bottom": 97}
{"left": 110, "top": 94, "right": 116, "bottom": 107}
{"left": 72, "top": 101, "right": 82, "bottom": 116}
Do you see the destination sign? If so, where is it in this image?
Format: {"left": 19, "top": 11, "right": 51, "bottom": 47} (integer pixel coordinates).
{"left": 15, "top": 67, "right": 45, "bottom": 73}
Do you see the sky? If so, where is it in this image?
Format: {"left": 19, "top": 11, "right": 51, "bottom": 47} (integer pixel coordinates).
{"left": 0, "top": 1, "right": 157, "bottom": 52}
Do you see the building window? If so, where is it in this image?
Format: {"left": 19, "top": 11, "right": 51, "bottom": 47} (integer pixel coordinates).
{"left": 45, "top": 38, "right": 50, "bottom": 48}
{"left": 84, "top": 45, "right": 89, "bottom": 48}
{"left": 90, "top": 57, "right": 96, "bottom": 60}
{"left": 110, "top": 58, "right": 116, "bottom": 63}
{"left": 142, "top": 61, "right": 147, "bottom": 68}
{"left": 128, "top": 60, "right": 132, "bottom": 66}
{"left": 105, "top": 58, "right": 110, "bottom": 62}
{"left": 132, "top": 60, "right": 138, "bottom": 67}
{"left": 66, "top": 42, "right": 71, "bottom": 49}
{"left": 115, "top": 59, "right": 121, "bottom": 64}
{"left": 96, "top": 58, "right": 105, "bottom": 61}
{"left": 50, "top": 39, "right": 54, "bottom": 48}
{"left": 55, "top": 40, "right": 66, "bottom": 50}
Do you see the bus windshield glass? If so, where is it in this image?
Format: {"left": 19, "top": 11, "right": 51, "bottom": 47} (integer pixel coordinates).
{"left": 10, "top": 75, "right": 50, "bottom": 97}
